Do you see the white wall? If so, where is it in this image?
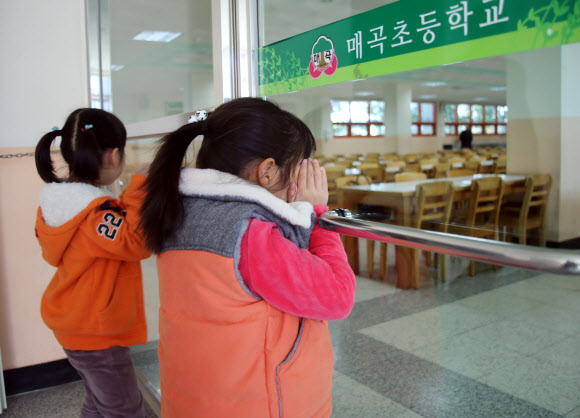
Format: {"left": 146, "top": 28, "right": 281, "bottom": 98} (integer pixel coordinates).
{"left": 0, "top": 0, "right": 89, "bottom": 369}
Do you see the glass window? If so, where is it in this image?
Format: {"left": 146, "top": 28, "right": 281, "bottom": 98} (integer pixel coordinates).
{"left": 421, "top": 103, "right": 435, "bottom": 123}
{"left": 370, "top": 124, "right": 385, "bottom": 136}
{"left": 351, "top": 124, "right": 368, "bottom": 136}
{"left": 497, "top": 124, "right": 507, "bottom": 134}
{"left": 329, "top": 100, "right": 385, "bottom": 137}
{"left": 446, "top": 103, "right": 507, "bottom": 136}
{"left": 411, "top": 102, "right": 436, "bottom": 136}
{"left": 410, "top": 102, "right": 419, "bottom": 123}
{"left": 485, "top": 105, "right": 497, "bottom": 123}
{"left": 457, "top": 104, "right": 470, "bottom": 123}
{"left": 331, "top": 100, "right": 350, "bottom": 123}
{"left": 350, "top": 101, "right": 370, "bottom": 123}
{"left": 498, "top": 106, "right": 508, "bottom": 123}
{"left": 370, "top": 101, "right": 385, "bottom": 122}
{"left": 444, "top": 104, "right": 457, "bottom": 122}
{"left": 471, "top": 105, "right": 484, "bottom": 123}
{"left": 87, "top": 0, "right": 214, "bottom": 124}
{"left": 333, "top": 124, "right": 348, "bottom": 136}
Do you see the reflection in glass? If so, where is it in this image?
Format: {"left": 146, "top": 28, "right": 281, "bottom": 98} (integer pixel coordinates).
{"left": 421, "top": 103, "right": 434, "bottom": 123}
{"left": 331, "top": 100, "right": 350, "bottom": 123}
{"left": 370, "top": 101, "right": 385, "bottom": 122}
{"left": 410, "top": 102, "right": 419, "bottom": 123}
{"left": 351, "top": 124, "right": 368, "bottom": 136}
{"left": 87, "top": 0, "right": 214, "bottom": 124}
{"left": 350, "top": 101, "right": 370, "bottom": 123}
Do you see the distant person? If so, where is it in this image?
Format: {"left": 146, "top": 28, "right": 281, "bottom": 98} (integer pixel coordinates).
{"left": 459, "top": 128, "right": 473, "bottom": 149}
{"left": 139, "top": 98, "right": 356, "bottom": 417}
{"left": 34, "top": 108, "right": 151, "bottom": 417}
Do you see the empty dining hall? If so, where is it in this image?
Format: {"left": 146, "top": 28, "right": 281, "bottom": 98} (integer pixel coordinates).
{"left": 2, "top": 0, "right": 580, "bottom": 417}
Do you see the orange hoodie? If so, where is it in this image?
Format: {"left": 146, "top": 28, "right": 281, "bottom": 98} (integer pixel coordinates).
{"left": 35, "top": 175, "right": 151, "bottom": 350}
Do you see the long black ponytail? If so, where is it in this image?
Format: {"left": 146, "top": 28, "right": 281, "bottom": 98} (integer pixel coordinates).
{"left": 139, "top": 97, "right": 316, "bottom": 253}
{"left": 139, "top": 122, "right": 205, "bottom": 253}
{"left": 35, "top": 108, "right": 127, "bottom": 184}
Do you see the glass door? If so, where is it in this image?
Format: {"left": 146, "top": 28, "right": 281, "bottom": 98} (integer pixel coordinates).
{"left": 256, "top": 0, "right": 580, "bottom": 416}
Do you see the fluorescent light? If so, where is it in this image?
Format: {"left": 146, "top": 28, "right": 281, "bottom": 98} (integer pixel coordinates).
{"left": 490, "top": 86, "right": 506, "bottom": 91}
{"left": 422, "top": 81, "right": 447, "bottom": 87}
{"left": 354, "top": 91, "right": 376, "bottom": 97}
{"left": 473, "top": 97, "right": 488, "bottom": 101}
{"left": 133, "top": 31, "right": 182, "bottom": 42}
{"left": 110, "top": 65, "right": 125, "bottom": 71}
{"left": 418, "top": 94, "right": 437, "bottom": 99}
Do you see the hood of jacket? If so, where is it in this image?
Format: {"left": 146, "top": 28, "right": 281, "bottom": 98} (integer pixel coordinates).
{"left": 36, "top": 182, "right": 115, "bottom": 266}
{"left": 178, "top": 168, "right": 314, "bottom": 229}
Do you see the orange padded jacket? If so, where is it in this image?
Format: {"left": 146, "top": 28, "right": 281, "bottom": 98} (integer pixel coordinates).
{"left": 35, "top": 175, "right": 151, "bottom": 350}
{"left": 157, "top": 169, "right": 339, "bottom": 418}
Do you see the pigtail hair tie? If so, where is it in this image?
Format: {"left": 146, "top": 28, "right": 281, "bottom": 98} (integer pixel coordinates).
{"left": 81, "top": 124, "right": 93, "bottom": 132}
{"left": 188, "top": 109, "right": 208, "bottom": 135}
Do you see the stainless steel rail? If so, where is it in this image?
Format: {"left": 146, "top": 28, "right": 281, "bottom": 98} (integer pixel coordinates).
{"left": 319, "top": 210, "right": 580, "bottom": 276}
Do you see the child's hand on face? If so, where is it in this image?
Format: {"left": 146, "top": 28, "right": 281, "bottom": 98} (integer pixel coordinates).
{"left": 134, "top": 164, "right": 150, "bottom": 176}
{"left": 288, "top": 159, "right": 328, "bottom": 206}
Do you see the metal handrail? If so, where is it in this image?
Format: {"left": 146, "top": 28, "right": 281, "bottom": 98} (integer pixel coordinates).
{"left": 319, "top": 210, "right": 580, "bottom": 275}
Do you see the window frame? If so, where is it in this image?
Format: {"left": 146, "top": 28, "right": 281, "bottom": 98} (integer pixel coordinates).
{"left": 444, "top": 103, "right": 507, "bottom": 136}
{"left": 411, "top": 101, "right": 437, "bottom": 137}
{"left": 331, "top": 100, "right": 385, "bottom": 138}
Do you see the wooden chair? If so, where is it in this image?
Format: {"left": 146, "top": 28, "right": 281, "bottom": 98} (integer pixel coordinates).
{"left": 394, "top": 172, "right": 427, "bottom": 182}
{"left": 499, "top": 174, "right": 552, "bottom": 246}
{"left": 447, "top": 168, "right": 475, "bottom": 177}
{"left": 433, "top": 162, "right": 451, "bottom": 178}
{"left": 465, "top": 160, "right": 481, "bottom": 173}
{"left": 384, "top": 161, "right": 406, "bottom": 182}
{"left": 493, "top": 158, "right": 507, "bottom": 174}
{"left": 448, "top": 176, "right": 505, "bottom": 276}
{"left": 361, "top": 166, "right": 385, "bottom": 183}
{"left": 357, "top": 162, "right": 380, "bottom": 171}
{"left": 325, "top": 165, "right": 349, "bottom": 206}
{"left": 334, "top": 175, "right": 378, "bottom": 276}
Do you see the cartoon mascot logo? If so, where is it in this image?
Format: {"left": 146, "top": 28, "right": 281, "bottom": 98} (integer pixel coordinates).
{"left": 309, "top": 35, "right": 338, "bottom": 79}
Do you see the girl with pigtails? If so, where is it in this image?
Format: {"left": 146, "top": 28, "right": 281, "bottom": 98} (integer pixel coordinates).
{"left": 34, "top": 108, "right": 151, "bottom": 418}
{"left": 139, "top": 98, "right": 356, "bottom": 418}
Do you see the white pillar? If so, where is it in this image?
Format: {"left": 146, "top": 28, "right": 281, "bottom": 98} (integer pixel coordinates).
{"left": 506, "top": 44, "right": 580, "bottom": 242}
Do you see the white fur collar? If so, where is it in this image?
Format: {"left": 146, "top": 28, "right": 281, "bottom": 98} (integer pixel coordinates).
{"left": 179, "top": 168, "right": 314, "bottom": 228}
{"left": 40, "top": 182, "right": 115, "bottom": 227}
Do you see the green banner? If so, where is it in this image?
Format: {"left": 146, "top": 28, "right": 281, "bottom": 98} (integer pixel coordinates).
{"left": 258, "top": 0, "right": 580, "bottom": 96}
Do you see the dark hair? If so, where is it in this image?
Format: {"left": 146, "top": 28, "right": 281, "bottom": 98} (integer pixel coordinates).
{"left": 35, "top": 108, "right": 127, "bottom": 183}
{"left": 140, "top": 97, "right": 316, "bottom": 253}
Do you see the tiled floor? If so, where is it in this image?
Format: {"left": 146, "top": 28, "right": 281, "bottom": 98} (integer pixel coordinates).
{"left": 3, "top": 247, "right": 580, "bottom": 417}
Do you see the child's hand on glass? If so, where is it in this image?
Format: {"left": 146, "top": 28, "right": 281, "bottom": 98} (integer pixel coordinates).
{"left": 288, "top": 159, "right": 328, "bottom": 206}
